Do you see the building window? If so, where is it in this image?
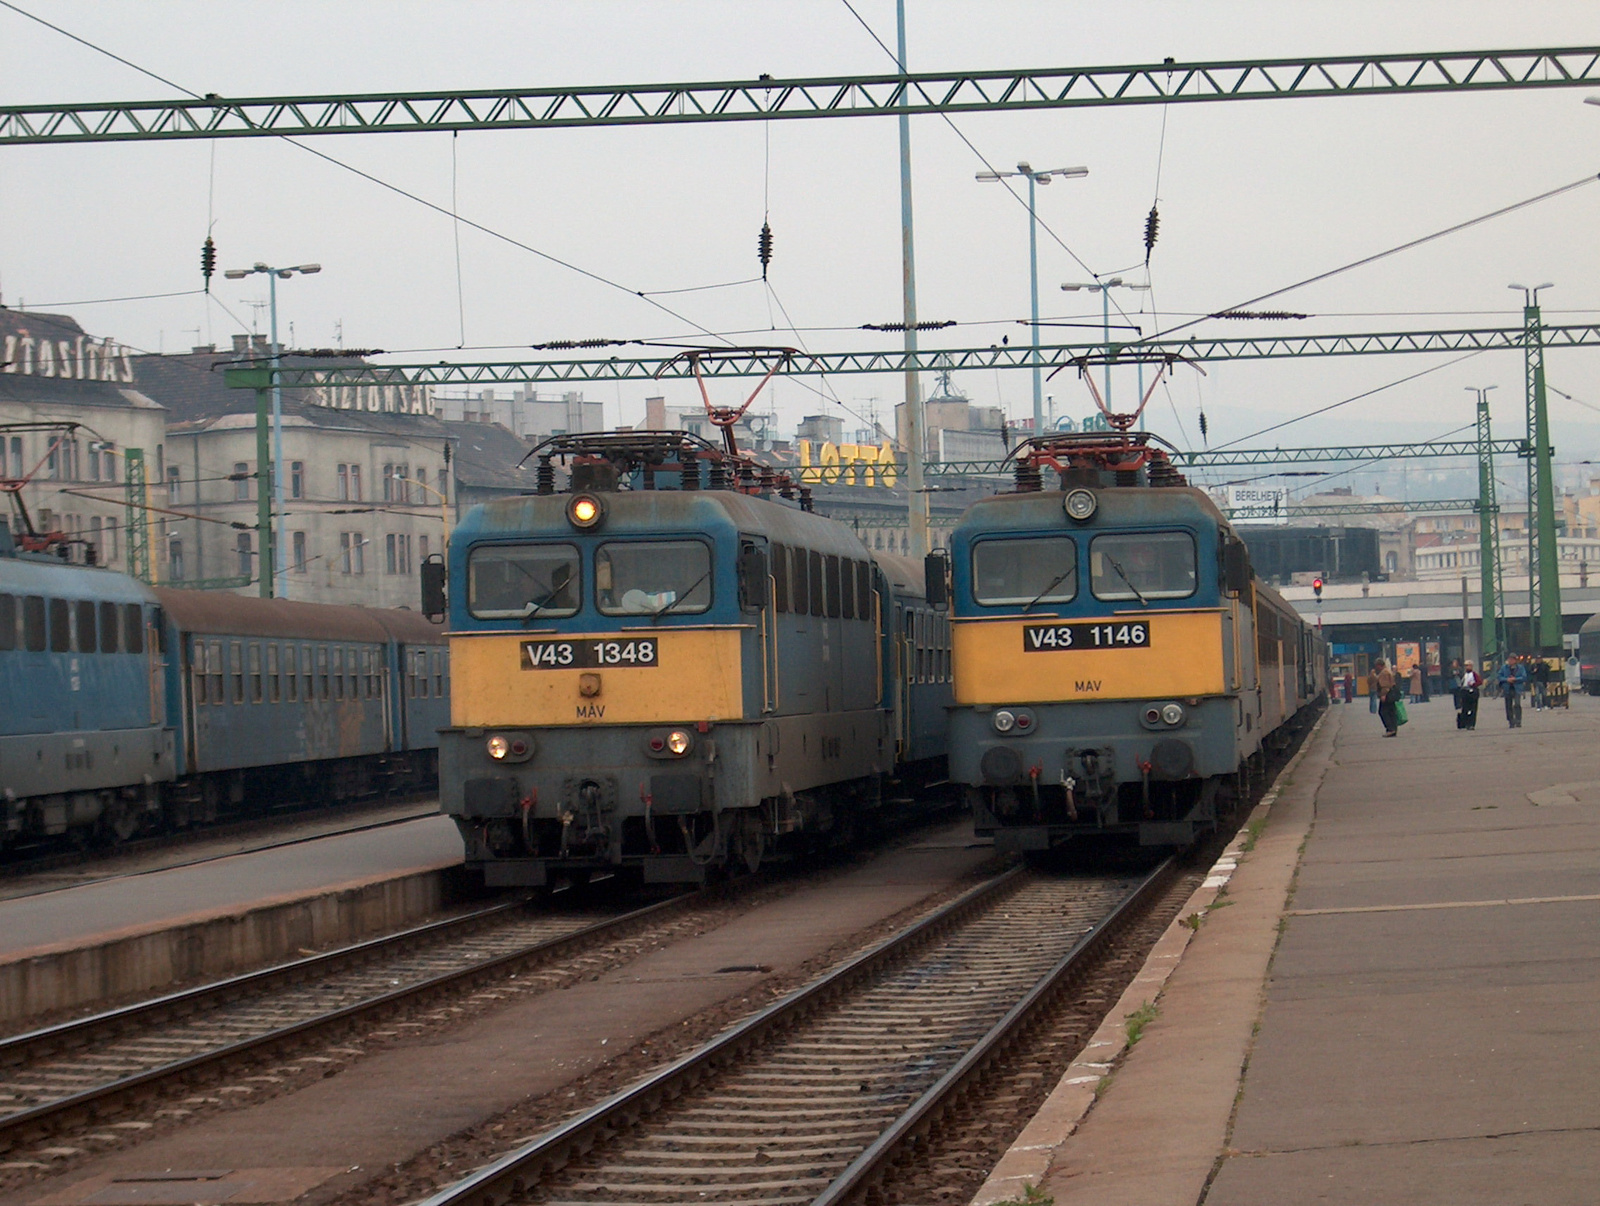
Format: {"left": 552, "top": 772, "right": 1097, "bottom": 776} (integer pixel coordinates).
{"left": 89, "top": 516, "right": 102, "bottom": 562}
{"left": 385, "top": 533, "right": 412, "bottom": 575}
{"left": 290, "top": 461, "right": 304, "bottom": 500}
{"left": 166, "top": 466, "right": 181, "bottom": 503}
{"left": 349, "top": 464, "right": 362, "bottom": 501}
{"left": 234, "top": 462, "right": 251, "bottom": 501}
{"left": 337, "top": 464, "right": 349, "bottom": 501}
{"left": 102, "top": 446, "right": 115, "bottom": 482}
{"left": 340, "top": 532, "right": 365, "bottom": 575}
{"left": 236, "top": 532, "right": 253, "bottom": 577}
{"left": 169, "top": 538, "right": 185, "bottom": 581}
{"left": 292, "top": 530, "right": 308, "bottom": 573}
{"left": 419, "top": 534, "right": 429, "bottom": 564}
{"left": 415, "top": 468, "right": 427, "bottom": 506}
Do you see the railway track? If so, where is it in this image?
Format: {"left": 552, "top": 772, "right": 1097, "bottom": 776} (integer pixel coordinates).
{"left": 415, "top": 858, "right": 1175, "bottom": 1206}
{"left": 0, "top": 889, "right": 697, "bottom": 1153}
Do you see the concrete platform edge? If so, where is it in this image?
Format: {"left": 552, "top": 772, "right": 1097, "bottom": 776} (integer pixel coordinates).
{"left": 969, "top": 707, "right": 1335, "bottom": 1206}
{"left": 0, "top": 861, "right": 470, "bottom": 1028}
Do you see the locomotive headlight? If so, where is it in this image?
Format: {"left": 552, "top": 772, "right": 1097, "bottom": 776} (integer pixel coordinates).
{"left": 1064, "top": 488, "right": 1098, "bottom": 522}
{"left": 665, "top": 729, "right": 692, "bottom": 756}
{"left": 567, "top": 493, "right": 605, "bottom": 529}
{"left": 992, "top": 710, "right": 1016, "bottom": 733}
{"left": 1160, "top": 703, "right": 1185, "bottom": 726}
{"left": 486, "top": 735, "right": 511, "bottom": 760}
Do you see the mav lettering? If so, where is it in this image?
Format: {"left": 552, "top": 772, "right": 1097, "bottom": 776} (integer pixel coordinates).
{"left": 1074, "top": 680, "right": 1102, "bottom": 692}
{"left": 575, "top": 703, "right": 606, "bottom": 719}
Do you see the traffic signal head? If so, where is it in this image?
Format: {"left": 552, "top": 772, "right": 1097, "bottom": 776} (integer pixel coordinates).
{"left": 1312, "top": 576, "right": 1324, "bottom": 599}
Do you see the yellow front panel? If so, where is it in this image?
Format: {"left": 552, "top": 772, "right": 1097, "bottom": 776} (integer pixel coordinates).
{"left": 953, "top": 610, "right": 1226, "bottom": 704}
{"left": 451, "top": 629, "right": 745, "bottom": 726}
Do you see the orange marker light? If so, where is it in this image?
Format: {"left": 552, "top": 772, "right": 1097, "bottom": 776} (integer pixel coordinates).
{"left": 567, "top": 494, "right": 605, "bottom": 528}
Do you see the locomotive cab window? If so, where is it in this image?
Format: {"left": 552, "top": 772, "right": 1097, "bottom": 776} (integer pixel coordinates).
{"left": 972, "top": 536, "right": 1078, "bottom": 606}
{"left": 0, "top": 594, "right": 14, "bottom": 651}
{"left": 99, "top": 601, "right": 119, "bottom": 652}
{"left": 1090, "top": 532, "right": 1197, "bottom": 602}
{"left": 23, "top": 596, "right": 45, "bottom": 652}
{"left": 596, "top": 540, "right": 711, "bottom": 616}
{"left": 468, "top": 543, "right": 579, "bottom": 619}
{"left": 49, "top": 599, "right": 70, "bottom": 652}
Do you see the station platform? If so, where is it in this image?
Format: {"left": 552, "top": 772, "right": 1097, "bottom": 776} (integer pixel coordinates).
{"left": 0, "top": 814, "right": 463, "bottom": 1026}
{"left": 974, "top": 695, "right": 1600, "bottom": 1206}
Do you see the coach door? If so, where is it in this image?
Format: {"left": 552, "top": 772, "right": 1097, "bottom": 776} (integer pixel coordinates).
{"left": 739, "top": 537, "right": 777, "bottom": 714}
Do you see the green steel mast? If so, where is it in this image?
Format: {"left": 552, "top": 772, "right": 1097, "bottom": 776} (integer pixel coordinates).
{"left": 1473, "top": 389, "right": 1502, "bottom": 661}
{"left": 1518, "top": 295, "right": 1562, "bottom": 653}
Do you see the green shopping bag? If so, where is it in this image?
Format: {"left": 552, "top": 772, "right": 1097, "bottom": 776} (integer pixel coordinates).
{"left": 1394, "top": 697, "right": 1409, "bottom": 726}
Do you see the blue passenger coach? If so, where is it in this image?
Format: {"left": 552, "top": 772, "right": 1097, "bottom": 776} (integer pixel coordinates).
{"left": 1, "top": 526, "right": 449, "bottom": 849}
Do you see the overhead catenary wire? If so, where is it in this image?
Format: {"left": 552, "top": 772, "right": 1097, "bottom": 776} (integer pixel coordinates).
{"left": 0, "top": 0, "right": 737, "bottom": 352}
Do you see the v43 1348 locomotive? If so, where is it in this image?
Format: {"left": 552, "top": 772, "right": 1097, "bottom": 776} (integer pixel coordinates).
{"left": 427, "top": 431, "right": 949, "bottom": 888}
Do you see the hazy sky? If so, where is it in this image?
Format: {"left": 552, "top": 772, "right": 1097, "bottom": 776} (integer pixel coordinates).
{"left": 3, "top": 1, "right": 1599, "bottom": 494}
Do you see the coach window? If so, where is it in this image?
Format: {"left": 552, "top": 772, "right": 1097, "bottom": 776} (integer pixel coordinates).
{"left": 0, "top": 594, "right": 14, "bottom": 651}
{"left": 99, "top": 601, "right": 119, "bottom": 652}
{"left": 207, "top": 640, "right": 223, "bottom": 701}
{"left": 348, "top": 647, "right": 359, "bottom": 699}
{"left": 468, "top": 543, "right": 579, "bottom": 619}
{"left": 791, "top": 547, "right": 809, "bottom": 616}
{"left": 331, "top": 648, "right": 344, "bottom": 700}
{"left": 47, "top": 599, "right": 70, "bottom": 652}
{"left": 191, "top": 645, "right": 207, "bottom": 705}
{"left": 972, "top": 537, "right": 1078, "bottom": 607}
{"left": 122, "top": 604, "right": 144, "bottom": 653}
{"left": 74, "top": 600, "right": 96, "bottom": 653}
{"left": 1090, "top": 532, "right": 1197, "bottom": 602}
{"left": 226, "top": 642, "right": 241, "bottom": 703}
{"left": 24, "top": 596, "right": 46, "bottom": 652}
{"left": 267, "top": 644, "right": 280, "bottom": 703}
{"left": 317, "top": 646, "right": 329, "bottom": 700}
{"left": 808, "top": 550, "right": 825, "bottom": 616}
{"left": 247, "top": 644, "right": 262, "bottom": 703}
{"left": 301, "top": 645, "right": 312, "bottom": 700}
{"left": 285, "top": 646, "right": 298, "bottom": 702}
{"left": 596, "top": 540, "right": 711, "bottom": 616}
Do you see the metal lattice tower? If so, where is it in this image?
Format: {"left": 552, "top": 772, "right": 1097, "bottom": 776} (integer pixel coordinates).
{"left": 1520, "top": 299, "right": 1562, "bottom": 653}
{"left": 1474, "top": 391, "right": 1503, "bottom": 661}
{"left": 123, "top": 447, "right": 152, "bottom": 583}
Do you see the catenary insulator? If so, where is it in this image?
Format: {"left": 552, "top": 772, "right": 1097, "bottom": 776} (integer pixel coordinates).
{"left": 1143, "top": 207, "right": 1160, "bottom": 260}
{"left": 200, "top": 236, "right": 217, "bottom": 291}
{"left": 758, "top": 222, "right": 774, "bottom": 279}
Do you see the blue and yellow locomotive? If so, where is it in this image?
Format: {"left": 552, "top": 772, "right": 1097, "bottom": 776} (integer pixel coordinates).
{"left": 937, "top": 432, "right": 1325, "bottom": 853}
{"left": 429, "top": 431, "right": 949, "bottom": 887}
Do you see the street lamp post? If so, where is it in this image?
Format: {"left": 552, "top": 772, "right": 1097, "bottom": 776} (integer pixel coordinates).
{"left": 976, "top": 162, "right": 1088, "bottom": 437}
{"left": 391, "top": 469, "right": 451, "bottom": 553}
{"left": 222, "top": 261, "right": 321, "bottom": 599}
{"left": 1061, "top": 278, "right": 1151, "bottom": 415}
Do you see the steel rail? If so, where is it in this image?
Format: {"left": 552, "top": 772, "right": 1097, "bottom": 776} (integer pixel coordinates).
{"left": 223, "top": 324, "right": 1600, "bottom": 391}
{"left": 4, "top": 48, "right": 1598, "bottom": 144}
{"left": 0, "top": 891, "right": 694, "bottom": 1149}
{"left": 412, "top": 867, "right": 1032, "bottom": 1206}
{"left": 813, "top": 857, "right": 1178, "bottom": 1206}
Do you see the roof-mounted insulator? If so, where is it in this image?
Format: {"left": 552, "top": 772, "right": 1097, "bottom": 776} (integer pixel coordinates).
{"left": 1198, "top": 409, "right": 1209, "bottom": 441}
{"left": 758, "top": 222, "right": 774, "bottom": 280}
{"left": 1143, "top": 206, "right": 1159, "bottom": 263}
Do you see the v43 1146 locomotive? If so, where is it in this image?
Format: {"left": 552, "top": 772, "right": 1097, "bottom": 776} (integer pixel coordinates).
{"left": 931, "top": 432, "right": 1326, "bottom": 854}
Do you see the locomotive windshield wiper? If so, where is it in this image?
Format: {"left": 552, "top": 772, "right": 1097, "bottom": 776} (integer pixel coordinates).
{"left": 1104, "top": 556, "right": 1149, "bottom": 606}
{"left": 1023, "top": 567, "right": 1075, "bottom": 613}
{"left": 651, "top": 568, "right": 712, "bottom": 624}
{"left": 520, "top": 578, "right": 565, "bottom": 622}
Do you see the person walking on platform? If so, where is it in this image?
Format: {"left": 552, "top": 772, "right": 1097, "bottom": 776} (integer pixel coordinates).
{"left": 1531, "top": 657, "right": 1550, "bottom": 710}
{"left": 1499, "top": 657, "right": 1525, "bottom": 728}
{"left": 1449, "top": 659, "right": 1463, "bottom": 712}
{"left": 1374, "top": 658, "right": 1400, "bottom": 737}
{"left": 1458, "top": 663, "right": 1482, "bottom": 730}
{"left": 1408, "top": 663, "right": 1424, "bottom": 703}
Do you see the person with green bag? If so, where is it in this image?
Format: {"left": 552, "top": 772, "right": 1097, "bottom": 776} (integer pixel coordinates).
{"left": 1374, "top": 658, "right": 1402, "bottom": 737}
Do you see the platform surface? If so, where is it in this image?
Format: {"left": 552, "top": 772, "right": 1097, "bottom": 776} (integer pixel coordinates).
{"left": 1016, "top": 694, "right": 1600, "bottom": 1206}
{"left": 0, "top": 814, "right": 461, "bottom": 959}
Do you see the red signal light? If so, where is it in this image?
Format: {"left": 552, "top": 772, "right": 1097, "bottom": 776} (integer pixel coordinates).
{"left": 1313, "top": 576, "right": 1324, "bottom": 599}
